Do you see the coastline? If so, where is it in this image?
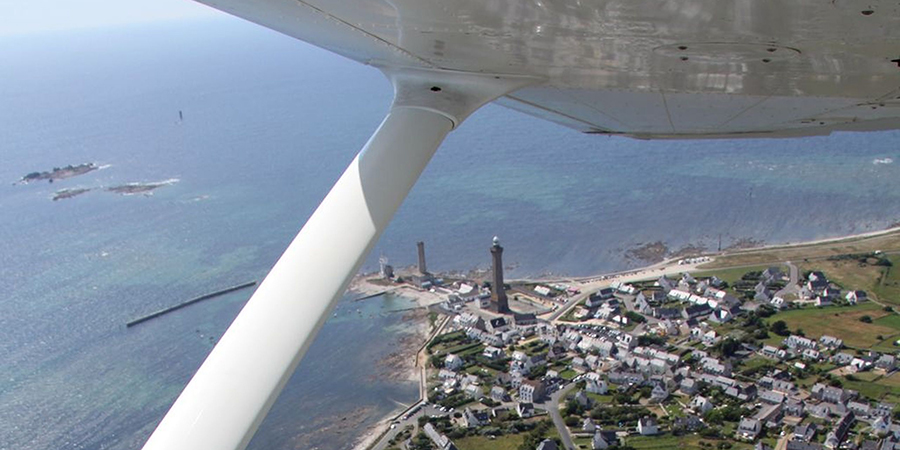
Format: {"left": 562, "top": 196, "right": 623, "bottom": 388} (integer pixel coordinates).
{"left": 349, "top": 293, "right": 434, "bottom": 450}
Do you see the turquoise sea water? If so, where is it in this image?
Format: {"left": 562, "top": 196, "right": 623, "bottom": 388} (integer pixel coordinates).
{"left": 2, "top": 18, "right": 900, "bottom": 449}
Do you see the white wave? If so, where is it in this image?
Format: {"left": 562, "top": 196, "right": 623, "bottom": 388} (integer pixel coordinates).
{"left": 873, "top": 158, "right": 894, "bottom": 165}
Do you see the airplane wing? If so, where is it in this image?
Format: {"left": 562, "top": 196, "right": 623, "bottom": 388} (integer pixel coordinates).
{"left": 194, "top": 0, "right": 900, "bottom": 138}
{"left": 142, "top": 1, "right": 900, "bottom": 449}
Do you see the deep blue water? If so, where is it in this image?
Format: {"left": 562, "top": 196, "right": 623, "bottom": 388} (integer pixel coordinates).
{"left": 2, "top": 17, "right": 900, "bottom": 450}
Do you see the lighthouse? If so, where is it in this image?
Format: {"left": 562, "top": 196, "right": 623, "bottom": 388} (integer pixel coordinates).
{"left": 490, "top": 236, "right": 510, "bottom": 313}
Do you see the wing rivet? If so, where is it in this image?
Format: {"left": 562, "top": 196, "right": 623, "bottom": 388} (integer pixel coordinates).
{"left": 767, "top": 48, "right": 777, "bottom": 53}
{"left": 861, "top": 9, "right": 874, "bottom": 15}
{"left": 680, "top": 56, "right": 689, "bottom": 61}
{"left": 430, "top": 86, "right": 442, "bottom": 92}
{"left": 762, "top": 59, "right": 771, "bottom": 63}
{"left": 678, "top": 45, "right": 688, "bottom": 50}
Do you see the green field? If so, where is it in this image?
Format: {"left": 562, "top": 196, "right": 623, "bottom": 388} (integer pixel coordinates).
{"left": 625, "top": 433, "right": 755, "bottom": 450}
{"left": 455, "top": 434, "right": 523, "bottom": 450}
{"left": 699, "top": 230, "right": 900, "bottom": 269}
{"left": 765, "top": 303, "right": 900, "bottom": 349}
{"left": 842, "top": 371, "right": 900, "bottom": 403}
{"left": 586, "top": 392, "right": 614, "bottom": 405}
{"left": 692, "top": 265, "right": 787, "bottom": 286}
{"left": 879, "top": 371, "right": 900, "bottom": 388}
{"left": 797, "top": 255, "right": 900, "bottom": 307}
{"left": 841, "top": 378, "right": 897, "bottom": 402}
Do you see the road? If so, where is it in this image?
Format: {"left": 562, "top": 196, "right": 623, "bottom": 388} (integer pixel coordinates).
{"left": 774, "top": 434, "right": 789, "bottom": 450}
{"left": 546, "top": 259, "right": 710, "bottom": 322}
{"left": 774, "top": 261, "right": 800, "bottom": 298}
{"left": 545, "top": 382, "right": 578, "bottom": 450}
{"left": 369, "top": 403, "right": 451, "bottom": 450}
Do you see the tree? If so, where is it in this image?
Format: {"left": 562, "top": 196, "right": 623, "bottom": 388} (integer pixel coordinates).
{"left": 527, "top": 365, "right": 547, "bottom": 380}
{"left": 770, "top": 320, "right": 789, "bottom": 336}
{"left": 638, "top": 335, "right": 666, "bottom": 346}
{"left": 409, "top": 432, "right": 435, "bottom": 450}
{"left": 757, "top": 305, "right": 776, "bottom": 318}
{"left": 715, "top": 338, "right": 740, "bottom": 357}
{"left": 753, "top": 329, "right": 770, "bottom": 340}
{"left": 625, "top": 311, "right": 647, "bottom": 324}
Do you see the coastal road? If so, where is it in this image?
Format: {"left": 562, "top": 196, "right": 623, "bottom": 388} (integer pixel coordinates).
{"left": 369, "top": 403, "right": 451, "bottom": 450}
{"left": 545, "top": 382, "right": 578, "bottom": 450}
{"left": 371, "top": 315, "right": 452, "bottom": 450}
{"left": 546, "top": 260, "right": 710, "bottom": 323}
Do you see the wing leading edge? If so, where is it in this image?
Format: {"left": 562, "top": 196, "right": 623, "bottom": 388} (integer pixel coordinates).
{"left": 196, "top": 0, "right": 900, "bottom": 138}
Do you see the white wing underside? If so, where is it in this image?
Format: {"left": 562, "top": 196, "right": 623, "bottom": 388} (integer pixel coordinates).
{"left": 198, "top": 0, "right": 900, "bottom": 138}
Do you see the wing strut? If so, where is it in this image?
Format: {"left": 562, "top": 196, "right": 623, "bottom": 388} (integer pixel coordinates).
{"left": 142, "top": 68, "right": 537, "bottom": 450}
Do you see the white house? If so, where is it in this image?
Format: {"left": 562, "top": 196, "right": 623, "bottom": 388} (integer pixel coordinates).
{"left": 516, "top": 402, "right": 534, "bottom": 418}
{"left": 464, "top": 384, "right": 482, "bottom": 400}
{"left": 650, "top": 385, "right": 668, "bottom": 403}
{"left": 736, "top": 418, "right": 761, "bottom": 440}
{"left": 691, "top": 396, "right": 713, "bottom": 414}
{"left": 592, "top": 429, "right": 618, "bottom": 449}
{"left": 586, "top": 378, "right": 608, "bottom": 394}
{"left": 482, "top": 346, "right": 503, "bottom": 359}
{"left": 637, "top": 416, "right": 659, "bottom": 435}
{"left": 846, "top": 290, "right": 867, "bottom": 304}
{"left": 444, "top": 353, "right": 464, "bottom": 370}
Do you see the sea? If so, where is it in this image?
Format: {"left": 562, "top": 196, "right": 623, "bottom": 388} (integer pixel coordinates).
{"left": 2, "top": 17, "right": 900, "bottom": 450}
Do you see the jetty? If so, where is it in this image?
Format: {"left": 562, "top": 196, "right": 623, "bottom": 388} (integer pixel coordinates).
{"left": 353, "top": 290, "right": 388, "bottom": 301}
{"left": 126, "top": 281, "right": 257, "bottom": 327}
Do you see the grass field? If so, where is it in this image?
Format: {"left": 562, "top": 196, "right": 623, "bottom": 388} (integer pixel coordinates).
{"left": 841, "top": 378, "right": 897, "bottom": 402}
{"left": 455, "top": 433, "right": 523, "bottom": 450}
{"left": 796, "top": 255, "right": 900, "bottom": 307}
{"left": 690, "top": 227, "right": 900, "bottom": 306}
{"left": 878, "top": 371, "right": 900, "bottom": 388}
{"left": 699, "top": 229, "right": 900, "bottom": 269}
{"left": 586, "top": 392, "right": 614, "bottom": 404}
{"left": 625, "top": 433, "right": 755, "bottom": 450}
{"left": 692, "top": 265, "right": 786, "bottom": 285}
{"left": 572, "top": 436, "right": 593, "bottom": 448}
{"left": 765, "top": 303, "right": 900, "bottom": 349}
{"left": 849, "top": 371, "right": 900, "bottom": 403}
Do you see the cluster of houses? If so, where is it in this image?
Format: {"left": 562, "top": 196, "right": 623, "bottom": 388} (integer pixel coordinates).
{"left": 421, "top": 268, "right": 899, "bottom": 450}
{"left": 644, "top": 272, "right": 748, "bottom": 325}
{"left": 757, "top": 331, "right": 898, "bottom": 373}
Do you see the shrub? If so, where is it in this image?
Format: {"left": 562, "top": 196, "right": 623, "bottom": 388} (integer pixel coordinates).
{"left": 771, "top": 320, "right": 789, "bottom": 336}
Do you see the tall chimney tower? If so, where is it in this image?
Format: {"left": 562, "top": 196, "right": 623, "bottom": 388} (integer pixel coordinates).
{"left": 490, "top": 236, "right": 510, "bottom": 313}
{"left": 417, "top": 241, "right": 427, "bottom": 274}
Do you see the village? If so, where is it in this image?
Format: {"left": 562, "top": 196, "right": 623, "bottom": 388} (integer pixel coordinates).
{"left": 370, "top": 239, "right": 900, "bottom": 450}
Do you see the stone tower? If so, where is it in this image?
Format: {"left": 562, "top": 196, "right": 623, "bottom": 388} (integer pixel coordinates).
{"left": 417, "top": 241, "right": 427, "bottom": 274}
{"left": 490, "top": 236, "right": 510, "bottom": 313}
